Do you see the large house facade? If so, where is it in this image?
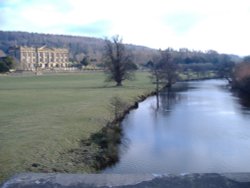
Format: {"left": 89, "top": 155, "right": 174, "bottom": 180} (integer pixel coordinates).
{"left": 8, "top": 46, "right": 69, "bottom": 71}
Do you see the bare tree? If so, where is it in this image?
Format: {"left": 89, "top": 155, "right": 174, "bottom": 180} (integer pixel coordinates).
{"left": 161, "top": 49, "right": 179, "bottom": 87}
{"left": 150, "top": 55, "right": 163, "bottom": 109}
{"left": 150, "top": 49, "right": 179, "bottom": 109}
{"left": 151, "top": 68, "right": 164, "bottom": 109}
{"left": 152, "top": 49, "right": 179, "bottom": 88}
{"left": 103, "top": 36, "right": 136, "bottom": 86}
{"left": 217, "top": 59, "right": 236, "bottom": 83}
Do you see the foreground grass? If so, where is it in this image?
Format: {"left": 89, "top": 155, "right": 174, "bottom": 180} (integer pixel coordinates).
{"left": 0, "top": 72, "right": 154, "bottom": 182}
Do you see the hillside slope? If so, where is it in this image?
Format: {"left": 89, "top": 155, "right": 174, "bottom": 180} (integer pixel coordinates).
{"left": 0, "top": 31, "right": 157, "bottom": 64}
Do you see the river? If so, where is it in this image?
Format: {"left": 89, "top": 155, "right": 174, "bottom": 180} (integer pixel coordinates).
{"left": 103, "top": 79, "right": 250, "bottom": 174}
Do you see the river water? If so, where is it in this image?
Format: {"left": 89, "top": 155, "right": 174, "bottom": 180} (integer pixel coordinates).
{"left": 103, "top": 79, "right": 250, "bottom": 174}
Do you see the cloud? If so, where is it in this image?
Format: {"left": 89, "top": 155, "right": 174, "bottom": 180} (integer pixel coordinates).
{"left": 165, "top": 12, "right": 204, "bottom": 35}
{"left": 66, "top": 20, "right": 111, "bottom": 37}
{"left": 1, "top": 0, "right": 250, "bottom": 55}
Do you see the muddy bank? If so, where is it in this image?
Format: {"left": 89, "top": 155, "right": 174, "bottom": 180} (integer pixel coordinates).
{"left": 68, "top": 91, "right": 157, "bottom": 171}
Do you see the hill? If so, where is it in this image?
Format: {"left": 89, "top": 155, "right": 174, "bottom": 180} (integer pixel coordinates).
{"left": 0, "top": 31, "right": 157, "bottom": 65}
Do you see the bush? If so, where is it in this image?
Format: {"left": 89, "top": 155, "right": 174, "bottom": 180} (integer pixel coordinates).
{"left": 0, "top": 61, "right": 9, "bottom": 73}
{"left": 232, "top": 62, "right": 250, "bottom": 94}
{"left": 108, "top": 96, "right": 129, "bottom": 120}
{"left": 0, "top": 56, "right": 15, "bottom": 73}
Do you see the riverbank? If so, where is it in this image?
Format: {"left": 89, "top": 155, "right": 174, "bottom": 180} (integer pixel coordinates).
{"left": 0, "top": 72, "right": 155, "bottom": 182}
{"left": 79, "top": 77, "right": 217, "bottom": 172}
{"left": 103, "top": 79, "right": 250, "bottom": 174}
{"left": 68, "top": 90, "right": 157, "bottom": 171}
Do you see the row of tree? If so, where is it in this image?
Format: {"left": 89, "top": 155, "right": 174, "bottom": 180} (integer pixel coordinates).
{"left": 102, "top": 36, "right": 242, "bottom": 89}
{"left": 2, "top": 32, "right": 249, "bottom": 95}
{"left": 103, "top": 35, "right": 250, "bottom": 97}
{"left": 1, "top": 31, "right": 241, "bottom": 70}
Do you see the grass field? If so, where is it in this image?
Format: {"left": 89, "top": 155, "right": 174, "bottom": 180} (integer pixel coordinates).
{"left": 0, "top": 72, "right": 154, "bottom": 182}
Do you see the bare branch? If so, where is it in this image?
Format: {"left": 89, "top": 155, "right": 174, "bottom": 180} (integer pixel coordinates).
{"left": 103, "top": 36, "right": 137, "bottom": 86}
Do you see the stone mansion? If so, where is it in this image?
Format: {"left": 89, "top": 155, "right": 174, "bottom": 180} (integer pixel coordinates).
{"left": 8, "top": 46, "right": 69, "bottom": 71}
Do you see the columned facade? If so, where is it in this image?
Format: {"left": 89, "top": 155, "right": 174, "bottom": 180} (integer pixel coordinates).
{"left": 9, "top": 46, "right": 69, "bottom": 70}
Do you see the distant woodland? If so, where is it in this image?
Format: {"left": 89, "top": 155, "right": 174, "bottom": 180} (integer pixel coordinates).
{"left": 0, "top": 30, "right": 243, "bottom": 69}
{"left": 2, "top": 30, "right": 250, "bottom": 94}
{"left": 0, "top": 31, "right": 158, "bottom": 65}
{"left": 0, "top": 31, "right": 241, "bottom": 65}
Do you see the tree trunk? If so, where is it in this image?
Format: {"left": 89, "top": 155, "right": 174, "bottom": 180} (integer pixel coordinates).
{"left": 116, "top": 82, "right": 122, "bottom": 86}
{"left": 156, "top": 76, "right": 160, "bottom": 109}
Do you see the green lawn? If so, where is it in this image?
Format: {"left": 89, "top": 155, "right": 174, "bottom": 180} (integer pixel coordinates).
{"left": 0, "top": 72, "right": 154, "bottom": 182}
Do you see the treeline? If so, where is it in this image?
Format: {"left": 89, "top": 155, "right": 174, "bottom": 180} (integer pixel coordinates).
{"left": 2, "top": 30, "right": 250, "bottom": 92}
{"left": 147, "top": 48, "right": 250, "bottom": 96}
{"left": 0, "top": 31, "right": 157, "bottom": 65}
{"left": 0, "top": 30, "right": 104, "bottom": 63}
{"left": 145, "top": 48, "right": 241, "bottom": 81}
{"left": 1, "top": 31, "right": 242, "bottom": 69}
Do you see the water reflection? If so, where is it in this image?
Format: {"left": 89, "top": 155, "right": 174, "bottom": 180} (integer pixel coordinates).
{"left": 233, "top": 91, "right": 250, "bottom": 113}
{"left": 103, "top": 79, "right": 250, "bottom": 174}
{"left": 160, "top": 86, "right": 188, "bottom": 113}
{"left": 152, "top": 82, "right": 189, "bottom": 115}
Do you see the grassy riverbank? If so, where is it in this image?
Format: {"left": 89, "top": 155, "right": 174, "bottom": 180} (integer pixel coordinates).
{"left": 0, "top": 72, "right": 154, "bottom": 182}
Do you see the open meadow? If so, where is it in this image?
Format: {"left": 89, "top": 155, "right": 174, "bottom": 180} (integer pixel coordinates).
{"left": 0, "top": 72, "right": 154, "bottom": 182}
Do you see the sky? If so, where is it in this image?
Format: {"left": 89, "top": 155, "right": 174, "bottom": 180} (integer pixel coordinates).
{"left": 1, "top": 0, "right": 250, "bottom": 56}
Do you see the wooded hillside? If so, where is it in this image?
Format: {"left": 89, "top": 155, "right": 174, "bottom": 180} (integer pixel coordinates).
{"left": 0, "top": 31, "right": 157, "bottom": 65}
{"left": 0, "top": 31, "right": 242, "bottom": 69}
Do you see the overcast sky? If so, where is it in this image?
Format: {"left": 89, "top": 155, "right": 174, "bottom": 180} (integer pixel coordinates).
{"left": 1, "top": 0, "right": 250, "bottom": 56}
